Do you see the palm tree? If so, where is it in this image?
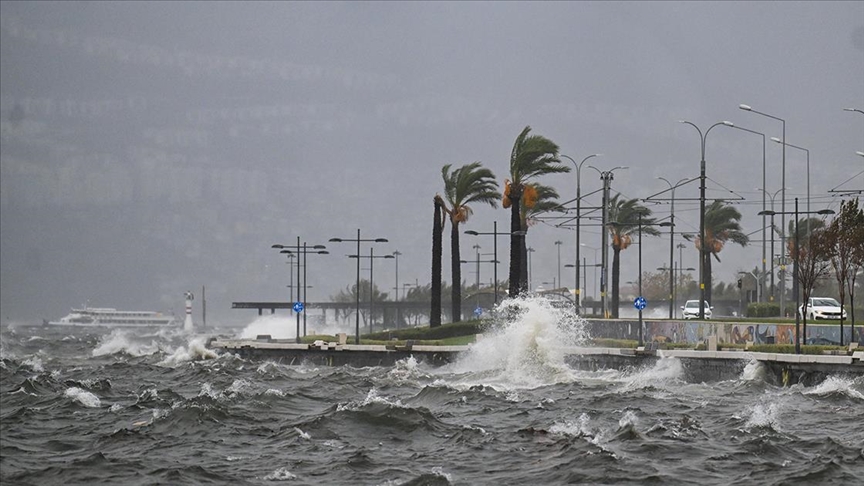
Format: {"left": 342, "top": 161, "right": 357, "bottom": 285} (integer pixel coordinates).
{"left": 692, "top": 200, "right": 749, "bottom": 304}
{"left": 431, "top": 195, "right": 446, "bottom": 327}
{"left": 504, "top": 126, "right": 569, "bottom": 298}
{"left": 607, "top": 194, "right": 659, "bottom": 318}
{"left": 441, "top": 162, "right": 499, "bottom": 322}
{"left": 519, "top": 184, "right": 565, "bottom": 288}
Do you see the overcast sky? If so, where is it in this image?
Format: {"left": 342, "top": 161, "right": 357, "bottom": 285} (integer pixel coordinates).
{"left": 1, "top": 1, "right": 862, "bottom": 326}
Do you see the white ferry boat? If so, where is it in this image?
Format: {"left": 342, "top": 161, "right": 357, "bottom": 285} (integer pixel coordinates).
{"left": 47, "top": 307, "right": 176, "bottom": 328}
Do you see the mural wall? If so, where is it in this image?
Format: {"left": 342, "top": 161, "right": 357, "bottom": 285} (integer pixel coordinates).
{"left": 587, "top": 319, "right": 862, "bottom": 346}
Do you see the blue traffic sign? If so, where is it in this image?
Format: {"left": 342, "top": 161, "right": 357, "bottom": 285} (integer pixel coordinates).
{"left": 634, "top": 296, "right": 647, "bottom": 310}
{"left": 293, "top": 302, "right": 305, "bottom": 313}
{"left": 474, "top": 306, "right": 483, "bottom": 317}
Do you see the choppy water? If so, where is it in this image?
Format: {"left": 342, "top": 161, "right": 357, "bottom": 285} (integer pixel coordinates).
{"left": 2, "top": 298, "right": 863, "bottom": 485}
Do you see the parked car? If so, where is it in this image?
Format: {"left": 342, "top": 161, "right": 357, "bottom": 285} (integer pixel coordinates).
{"left": 799, "top": 297, "right": 847, "bottom": 320}
{"left": 682, "top": 300, "right": 712, "bottom": 319}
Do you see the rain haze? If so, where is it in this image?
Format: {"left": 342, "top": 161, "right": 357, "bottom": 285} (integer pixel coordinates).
{"left": 1, "top": 1, "right": 862, "bottom": 327}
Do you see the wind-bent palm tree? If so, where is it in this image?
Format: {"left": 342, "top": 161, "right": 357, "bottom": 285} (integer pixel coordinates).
{"left": 607, "top": 194, "right": 659, "bottom": 318}
{"left": 504, "top": 126, "right": 569, "bottom": 298}
{"left": 431, "top": 195, "right": 447, "bottom": 327}
{"left": 693, "top": 200, "right": 749, "bottom": 304}
{"left": 519, "top": 184, "right": 565, "bottom": 289}
{"left": 441, "top": 162, "right": 499, "bottom": 322}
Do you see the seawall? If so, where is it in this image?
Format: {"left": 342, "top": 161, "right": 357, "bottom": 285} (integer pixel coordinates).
{"left": 207, "top": 337, "right": 864, "bottom": 386}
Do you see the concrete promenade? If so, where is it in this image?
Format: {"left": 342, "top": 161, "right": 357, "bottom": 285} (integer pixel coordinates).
{"left": 207, "top": 337, "right": 864, "bottom": 386}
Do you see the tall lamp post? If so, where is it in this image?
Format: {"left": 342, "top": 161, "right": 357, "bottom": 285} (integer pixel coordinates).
{"left": 465, "top": 221, "right": 522, "bottom": 305}
{"left": 771, "top": 137, "right": 811, "bottom": 238}
{"left": 562, "top": 154, "right": 601, "bottom": 312}
{"left": 758, "top": 200, "right": 834, "bottom": 353}
{"left": 348, "top": 248, "right": 394, "bottom": 333}
{"left": 759, "top": 187, "right": 784, "bottom": 301}
{"left": 329, "top": 230, "right": 388, "bottom": 344}
{"left": 554, "top": 240, "right": 563, "bottom": 291}
{"left": 527, "top": 247, "right": 536, "bottom": 291}
{"left": 724, "top": 121, "right": 767, "bottom": 302}
{"left": 740, "top": 104, "right": 787, "bottom": 316}
{"left": 657, "top": 177, "right": 688, "bottom": 318}
{"left": 588, "top": 165, "right": 628, "bottom": 318}
{"left": 679, "top": 119, "right": 729, "bottom": 319}
{"left": 272, "top": 239, "right": 328, "bottom": 343}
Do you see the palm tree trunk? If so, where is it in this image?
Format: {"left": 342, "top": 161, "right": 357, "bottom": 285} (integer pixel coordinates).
{"left": 508, "top": 186, "right": 524, "bottom": 298}
{"left": 431, "top": 198, "right": 444, "bottom": 327}
{"left": 451, "top": 219, "right": 462, "bottom": 322}
{"left": 612, "top": 247, "right": 621, "bottom": 318}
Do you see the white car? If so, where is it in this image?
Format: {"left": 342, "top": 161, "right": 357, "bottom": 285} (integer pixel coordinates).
{"left": 799, "top": 297, "right": 847, "bottom": 320}
{"left": 681, "top": 300, "right": 712, "bottom": 319}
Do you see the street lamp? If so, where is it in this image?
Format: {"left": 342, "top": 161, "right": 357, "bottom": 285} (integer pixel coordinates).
{"left": 392, "top": 250, "right": 402, "bottom": 301}
{"left": 758, "top": 200, "right": 835, "bottom": 353}
{"left": 588, "top": 164, "right": 629, "bottom": 318}
{"left": 554, "top": 240, "right": 563, "bottom": 291}
{"left": 329, "top": 230, "right": 389, "bottom": 344}
{"left": 272, "top": 240, "right": 328, "bottom": 343}
{"left": 465, "top": 221, "right": 523, "bottom": 304}
{"left": 657, "top": 177, "right": 688, "bottom": 318}
{"left": 348, "top": 248, "right": 394, "bottom": 333}
{"left": 759, "top": 187, "right": 784, "bottom": 301}
{"left": 679, "top": 119, "right": 729, "bottom": 319}
{"left": 527, "top": 247, "right": 536, "bottom": 290}
{"left": 724, "top": 121, "right": 767, "bottom": 302}
{"left": 740, "top": 103, "right": 788, "bottom": 316}
{"left": 771, "top": 137, "right": 810, "bottom": 237}
{"left": 562, "top": 154, "right": 601, "bottom": 313}
{"left": 581, "top": 243, "right": 600, "bottom": 306}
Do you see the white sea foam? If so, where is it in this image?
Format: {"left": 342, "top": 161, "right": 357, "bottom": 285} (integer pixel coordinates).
{"left": 294, "top": 427, "right": 311, "bottom": 440}
{"left": 65, "top": 387, "right": 101, "bottom": 408}
{"left": 550, "top": 412, "right": 593, "bottom": 438}
{"left": 92, "top": 330, "right": 160, "bottom": 357}
{"left": 158, "top": 336, "right": 218, "bottom": 366}
{"left": 337, "top": 387, "right": 404, "bottom": 411}
{"left": 237, "top": 315, "right": 296, "bottom": 340}
{"left": 805, "top": 376, "right": 864, "bottom": 400}
{"left": 743, "top": 400, "right": 783, "bottom": 430}
{"left": 618, "top": 356, "right": 684, "bottom": 392}
{"left": 262, "top": 467, "right": 297, "bottom": 481}
{"left": 442, "top": 296, "right": 588, "bottom": 390}
{"left": 740, "top": 359, "right": 766, "bottom": 382}
{"left": 22, "top": 356, "right": 44, "bottom": 372}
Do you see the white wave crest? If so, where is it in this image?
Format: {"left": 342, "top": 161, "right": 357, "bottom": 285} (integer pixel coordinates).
{"left": 294, "top": 427, "right": 311, "bottom": 440}
{"left": 743, "top": 400, "right": 782, "bottom": 429}
{"left": 619, "top": 357, "right": 684, "bottom": 392}
{"left": 442, "top": 296, "right": 588, "bottom": 390}
{"left": 237, "top": 315, "right": 296, "bottom": 340}
{"left": 158, "top": 336, "right": 218, "bottom": 366}
{"left": 262, "top": 466, "right": 297, "bottom": 481}
{"left": 337, "top": 387, "right": 405, "bottom": 412}
{"left": 22, "top": 356, "right": 44, "bottom": 372}
{"left": 740, "top": 359, "right": 766, "bottom": 382}
{"left": 65, "top": 387, "right": 101, "bottom": 408}
{"left": 92, "top": 330, "right": 160, "bottom": 357}
{"left": 805, "top": 376, "right": 864, "bottom": 400}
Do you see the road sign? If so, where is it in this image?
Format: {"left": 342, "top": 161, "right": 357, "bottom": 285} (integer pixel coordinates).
{"left": 474, "top": 306, "right": 483, "bottom": 317}
{"left": 634, "top": 296, "right": 647, "bottom": 310}
{"left": 293, "top": 302, "right": 305, "bottom": 313}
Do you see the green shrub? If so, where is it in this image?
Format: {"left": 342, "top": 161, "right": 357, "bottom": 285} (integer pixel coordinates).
{"left": 746, "top": 302, "right": 781, "bottom": 318}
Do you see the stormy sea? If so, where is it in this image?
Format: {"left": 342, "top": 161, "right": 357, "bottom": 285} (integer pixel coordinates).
{"left": 2, "top": 297, "right": 863, "bottom": 485}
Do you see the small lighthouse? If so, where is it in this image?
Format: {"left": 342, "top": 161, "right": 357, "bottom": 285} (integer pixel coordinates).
{"left": 184, "top": 291, "right": 194, "bottom": 332}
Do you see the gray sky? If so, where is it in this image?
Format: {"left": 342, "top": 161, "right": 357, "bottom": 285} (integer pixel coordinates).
{"left": 2, "top": 1, "right": 862, "bottom": 326}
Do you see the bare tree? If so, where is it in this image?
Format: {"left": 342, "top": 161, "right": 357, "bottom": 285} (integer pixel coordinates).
{"left": 794, "top": 226, "right": 833, "bottom": 344}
